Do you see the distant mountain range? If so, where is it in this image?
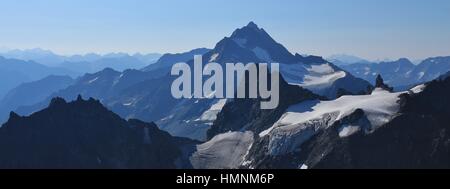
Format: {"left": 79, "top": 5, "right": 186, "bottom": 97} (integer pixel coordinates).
{"left": 327, "top": 54, "right": 372, "bottom": 66}
{"left": 0, "top": 49, "right": 162, "bottom": 101}
{"left": 340, "top": 57, "right": 450, "bottom": 90}
{"left": 141, "top": 48, "right": 211, "bottom": 79}
{"left": 142, "top": 48, "right": 210, "bottom": 72}
{"left": 0, "top": 48, "right": 161, "bottom": 66}
{"left": 0, "top": 48, "right": 162, "bottom": 73}
{"left": 0, "top": 75, "right": 74, "bottom": 123}
{"left": 0, "top": 56, "right": 77, "bottom": 99}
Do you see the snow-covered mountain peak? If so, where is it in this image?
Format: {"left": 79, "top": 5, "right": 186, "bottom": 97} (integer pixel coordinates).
{"left": 194, "top": 22, "right": 372, "bottom": 99}
{"left": 202, "top": 22, "right": 297, "bottom": 64}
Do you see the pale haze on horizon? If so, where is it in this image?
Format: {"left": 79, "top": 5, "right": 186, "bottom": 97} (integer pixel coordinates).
{"left": 1, "top": 0, "right": 450, "bottom": 61}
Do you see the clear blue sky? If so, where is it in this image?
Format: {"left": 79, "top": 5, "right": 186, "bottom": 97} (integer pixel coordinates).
{"left": 1, "top": 0, "right": 449, "bottom": 60}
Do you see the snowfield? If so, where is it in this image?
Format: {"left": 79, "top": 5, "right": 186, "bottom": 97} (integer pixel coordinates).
{"left": 190, "top": 131, "right": 254, "bottom": 169}
{"left": 409, "top": 84, "right": 426, "bottom": 94}
{"left": 232, "top": 38, "right": 247, "bottom": 48}
{"left": 209, "top": 53, "right": 219, "bottom": 62}
{"left": 338, "top": 124, "right": 361, "bottom": 138}
{"left": 301, "top": 71, "right": 346, "bottom": 87}
{"left": 196, "top": 99, "right": 227, "bottom": 123}
{"left": 260, "top": 88, "right": 405, "bottom": 155}
{"left": 190, "top": 88, "right": 417, "bottom": 165}
{"left": 87, "top": 77, "right": 99, "bottom": 84}
{"left": 280, "top": 63, "right": 347, "bottom": 92}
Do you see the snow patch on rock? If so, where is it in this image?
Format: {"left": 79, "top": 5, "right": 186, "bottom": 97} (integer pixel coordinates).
{"left": 418, "top": 72, "right": 425, "bottom": 79}
{"left": 209, "top": 53, "right": 219, "bottom": 62}
{"left": 308, "top": 63, "right": 335, "bottom": 74}
{"left": 252, "top": 47, "right": 272, "bottom": 62}
{"left": 409, "top": 84, "right": 426, "bottom": 94}
{"left": 233, "top": 38, "right": 247, "bottom": 48}
{"left": 338, "top": 125, "right": 361, "bottom": 138}
{"left": 301, "top": 71, "right": 346, "bottom": 87}
{"left": 88, "top": 77, "right": 99, "bottom": 84}
{"left": 300, "top": 164, "right": 308, "bottom": 169}
{"left": 196, "top": 99, "right": 227, "bottom": 123}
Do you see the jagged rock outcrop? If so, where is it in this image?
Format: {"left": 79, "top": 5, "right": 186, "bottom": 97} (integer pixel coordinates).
{"left": 375, "top": 74, "right": 394, "bottom": 92}
{"left": 0, "top": 96, "right": 198, "bottom": 169}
